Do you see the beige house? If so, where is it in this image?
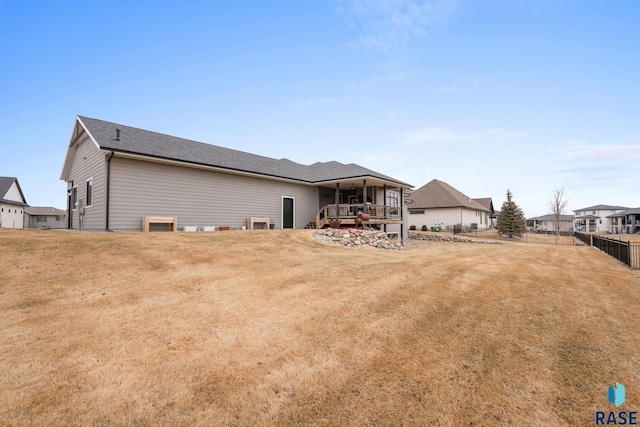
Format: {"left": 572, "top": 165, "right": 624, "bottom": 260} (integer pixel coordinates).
{"left": 0, "top": 177, "right": 28, "bottom": 229}
{"left": 407, "top": 179, "right": 492, "bottom": 231}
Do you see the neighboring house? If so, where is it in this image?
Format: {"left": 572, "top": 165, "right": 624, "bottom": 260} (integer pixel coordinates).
{"left": 60, "top": 116, "right": 412, "bottom": 236}
{"left": 407, "top": 179, "right": 492, "bottom": 231}
{"left": 526, "top": 214, "right": 574, "bottom": 233}
{"left": 0, "top": 176, "right": 28, "bottom": 229}
{"left": 24, "top": 206, "right": 67, "bottom": 229}
{"left": 473, "top": 197, "right": 496, "bottom": 228}
{"left": 573, "top": 205, "right": 629, "bottom": 233}
{"left": 607, "top": 208, "right": 640, "bottom": 234}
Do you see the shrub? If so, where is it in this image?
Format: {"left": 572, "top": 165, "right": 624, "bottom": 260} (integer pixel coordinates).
{"left": 409, "top": 225, "right": 416, "bottom": 230}
{"left": 421, "top": 225, "right": 428, "bottom": 231}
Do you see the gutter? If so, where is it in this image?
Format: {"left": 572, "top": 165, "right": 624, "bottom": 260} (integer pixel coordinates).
{"left": 106, "top": 150, "right": 114, "bottom": 231}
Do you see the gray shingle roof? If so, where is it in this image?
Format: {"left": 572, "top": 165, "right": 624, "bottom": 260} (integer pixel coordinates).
{"left": 607, "top": 207, "right": 640, "bottom": 217}
{"left": 25, "top": 206, "right": 67, "bottom": 216}
{"left": 0, "top": 176, "right": 28, "bottom": 206}
{"left": 574, "top": 204, "right": 630, "bottom": 211}
{"left": 410, "top": 179, "right": 490, "bottom": 212}
{"left": 473, "top": 197, "right": 494, "bottom": 214}
{"left": 527, "top": 214, "right": 574, "bottom": 221}
{"left": 77, "top": 116, "right": 410, "bottom": 187}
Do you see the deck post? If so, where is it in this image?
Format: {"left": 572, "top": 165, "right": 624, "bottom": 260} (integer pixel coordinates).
{"left": 335, "top": 183, "right": 340, "bottom": 220}
{"left": 363, "top": 179, "right": 367, "bottom": 211}
{"left": 400, "top": 187, "right": 404, "bottom": 245}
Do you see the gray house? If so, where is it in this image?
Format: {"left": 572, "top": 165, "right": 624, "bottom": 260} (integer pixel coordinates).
{"left": 526, "top": 214, "right": 574, "bottom": 233}
{"left": 24, "top": 206, "right": 67, "bottom": 229}
{"left": 607, "top": 208, "right": 640, "bottom": 234}
{"left": 60, "top": 116, "right": 412, "bottom": 235}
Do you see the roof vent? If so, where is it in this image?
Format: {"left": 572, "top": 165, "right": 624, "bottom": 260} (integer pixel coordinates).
{"left": 116, "top": 129, "right": 121, "bottom": 141}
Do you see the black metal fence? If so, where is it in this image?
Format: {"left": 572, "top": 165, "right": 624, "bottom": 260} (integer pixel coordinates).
{"left": 574, "top": 232, "right": 592, "bottom": 246}
{"left": 575, "top": 232, "right": 640, "bottom": 269}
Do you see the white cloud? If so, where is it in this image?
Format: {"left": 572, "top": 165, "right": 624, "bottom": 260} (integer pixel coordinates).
{"left": 434, "top": 85, "right": 464, "bottom": 94}
{"left": 292, "top": 97, "right": 343, "bottom": 109}
{"left": 347, "top": 71, "right": 413, "bottom": 88}
{"left": 338, "top": 0, "right": 462, "bottom": 53}
{"left": 563, "top": 144, "right": 640, "bottom": 162}
{"left": 397, "top": 126, "right": 530, "bottom": 145}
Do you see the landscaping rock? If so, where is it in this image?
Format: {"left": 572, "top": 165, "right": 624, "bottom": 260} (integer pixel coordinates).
{"left": 408, "top": 232, "right": 505, "bottom": 244}
{"left": 314, "top": 229, "right": 403, "bottom": 250}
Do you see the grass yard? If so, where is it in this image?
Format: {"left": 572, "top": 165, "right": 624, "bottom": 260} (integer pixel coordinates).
{"left": 1, "top": 229, "right": 638, "bottom": 426}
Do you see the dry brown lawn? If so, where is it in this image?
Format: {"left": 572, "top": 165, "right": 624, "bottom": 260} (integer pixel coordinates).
{"left": 1, "top": 228, "right": 638, "bottom": 426}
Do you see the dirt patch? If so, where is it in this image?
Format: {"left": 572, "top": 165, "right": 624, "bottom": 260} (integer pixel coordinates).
{"left": 1, "top": 228, "right": 638, "bottom": 425}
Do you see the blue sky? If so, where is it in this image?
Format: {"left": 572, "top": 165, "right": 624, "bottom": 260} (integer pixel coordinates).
{"left": 1, "top": 0, "right": 638, "bottom": 217}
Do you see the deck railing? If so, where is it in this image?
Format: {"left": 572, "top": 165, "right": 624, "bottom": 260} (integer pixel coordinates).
{"left": 315, "top": 203, "right": 401, "bottom": 228}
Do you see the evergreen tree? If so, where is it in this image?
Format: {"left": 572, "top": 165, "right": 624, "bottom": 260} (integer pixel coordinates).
{"left": 496, "top": 189, "right": 526, "bottom": 238}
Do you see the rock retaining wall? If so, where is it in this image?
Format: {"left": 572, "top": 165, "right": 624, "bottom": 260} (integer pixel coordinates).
{"left": 408, "top": 232, "right": 505, "bottom": 244}
{"left": 314, "top": 229, "right": 403, "bottom": 250}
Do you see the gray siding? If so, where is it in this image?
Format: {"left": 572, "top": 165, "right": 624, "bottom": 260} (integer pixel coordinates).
{"left": 109, "top": 157, "right": 320, "bottom": 231}
{"left": 26, "top": 214, "right": 66, "bottom": 229}
{"left": 66, "top": 135, "right": 106, "bottom": 230}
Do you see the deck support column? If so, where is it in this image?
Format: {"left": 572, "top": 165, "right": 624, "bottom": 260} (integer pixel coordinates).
{"left": 335, "top": 183, "right": 340, "bottom": 220}
{"left": 363, "top": 179, "right": 367, "bottom": 213}
{"left": 383, "top": 184, "right": 387, "bottom": 233}
{"left": 400, "top": 187, "right": 404, "bottom": 245}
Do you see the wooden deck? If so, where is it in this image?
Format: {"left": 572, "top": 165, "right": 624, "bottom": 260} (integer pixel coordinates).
{"left": 315, "top": 204, "right": 403, "bottom": 229}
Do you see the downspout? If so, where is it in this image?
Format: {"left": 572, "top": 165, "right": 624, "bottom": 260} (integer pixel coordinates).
{"left": 106, "top": 150, "right": 114, "bottom": 231}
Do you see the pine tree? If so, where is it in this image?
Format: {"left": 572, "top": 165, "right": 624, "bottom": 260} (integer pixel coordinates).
{"left": 496, "top": 189, "right": 526, "bottom": 238}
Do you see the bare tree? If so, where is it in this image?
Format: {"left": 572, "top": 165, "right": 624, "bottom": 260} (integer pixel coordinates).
{"left": 548, "top": 187, "right": 569, "bottom": 244}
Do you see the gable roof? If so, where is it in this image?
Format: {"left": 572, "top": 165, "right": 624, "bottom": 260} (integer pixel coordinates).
{"left": 410, "top": 179, "right": 490, "bottom": 212}
{"left": 0, "top": 176, "right": 28, "bottom": 206}
{"left": 473, "top": 197, "right": 495, "bottom": 214}
{"left": 25, "top": 206, "right": 67, "bottom": 216}
{"left": 607, "top": 207, "right": 640, "bottom": 217}
{"left": 527, "top": 214, "right": 574, "bottom": 221}
{"left": 61, "top": 116, "right": 411, "bottom": 188}
{"left": 574, "top": 204, "right": 630, "bottom": 212}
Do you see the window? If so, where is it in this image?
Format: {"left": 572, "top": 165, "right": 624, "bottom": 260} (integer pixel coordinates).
{"left": 409, "top": 210, "right": 425, "bottom": 215}
{"left": 37, "top": 216, "right": 46, "bottom": 222}
{"left": 86, "top": 178, "right": 93, "bottom": 207}
{"left": 72, "top": 186, "right": 78, "bottom": 210}
{"left": 55, "top": 216, "right": 61, "bottom": 221}
{"left": 386, "top": 191, "right": 399, "bottom": 207}
{"left": 386, "top": 191, "right": 399, "bottom": 216}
